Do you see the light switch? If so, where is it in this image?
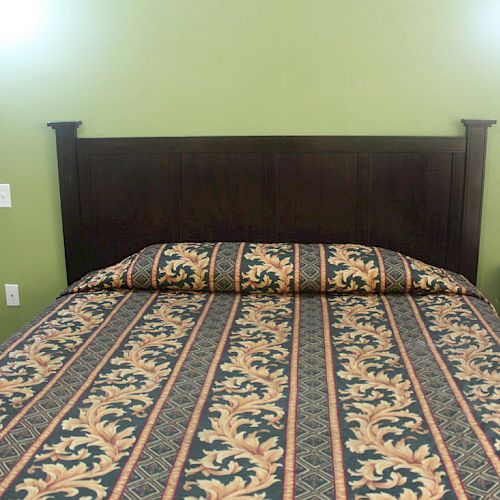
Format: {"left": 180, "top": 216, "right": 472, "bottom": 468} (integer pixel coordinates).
{"left": 0, "top": 184, "right": 12, "bottom": 208}
{"left": 5, "top": 284, "right": 20, "bottom": 306}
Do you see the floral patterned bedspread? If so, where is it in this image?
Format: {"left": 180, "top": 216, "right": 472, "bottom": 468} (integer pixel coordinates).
{"left": 0, "top": 243, "right": 498, "bottom": 499}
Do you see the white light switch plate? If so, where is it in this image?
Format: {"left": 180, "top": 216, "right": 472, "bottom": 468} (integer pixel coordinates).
{"left": 5, "top": 284, "right": 20, "bottom": 306}
{"left": 0, "top": 184, "right": 12, "bottom": 208}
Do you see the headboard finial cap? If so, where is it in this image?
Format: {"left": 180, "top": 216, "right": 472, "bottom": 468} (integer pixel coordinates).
{"left": 47, "top": 121, "right": 82, "bottom": 130}
{"left": 461, "top": 119, "right": 497, "bottom": 128}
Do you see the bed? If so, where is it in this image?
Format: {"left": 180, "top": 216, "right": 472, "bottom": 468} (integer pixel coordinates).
{"left": 0, "top": 120, "right": 498, "bottom": 499}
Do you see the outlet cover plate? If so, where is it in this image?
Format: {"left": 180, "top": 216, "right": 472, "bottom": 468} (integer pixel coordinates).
{"left": 0, "top": 184, "right": 12, "bottom": 208}
{"left": 5, "top": 284, "right": 20, "bottom": 306}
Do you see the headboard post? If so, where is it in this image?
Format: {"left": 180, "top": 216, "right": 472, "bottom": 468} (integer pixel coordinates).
{"left": 461, "top": 118, "right": 496, "bottom": 283}
{"left": 47, "top": 121, "right": 82, "bottom": 283}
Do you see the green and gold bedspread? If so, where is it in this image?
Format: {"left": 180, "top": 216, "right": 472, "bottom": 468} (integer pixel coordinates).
{"left": 0, "top": 243, "right": 498, "bottom": 499}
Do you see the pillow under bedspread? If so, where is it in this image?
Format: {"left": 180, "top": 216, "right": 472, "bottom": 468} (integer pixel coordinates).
{"left": 70, "top": 242, "right": 481, "bottom": 298}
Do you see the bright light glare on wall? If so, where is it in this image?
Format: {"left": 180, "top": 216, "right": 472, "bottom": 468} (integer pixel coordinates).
{"left": 474, "top": 1, "right": 500, "bottom": 48}
{"left": 0, "top": 0, "right": 43, "bottom": 45}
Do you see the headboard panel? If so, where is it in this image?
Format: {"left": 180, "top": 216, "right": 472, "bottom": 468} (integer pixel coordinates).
{"left": 48, "top": 120, "right": 495, "bottom": 285}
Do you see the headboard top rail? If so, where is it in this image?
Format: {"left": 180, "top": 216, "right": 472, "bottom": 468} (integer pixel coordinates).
{"left": 73, "top": 135, "right": 467, "bottom": 154}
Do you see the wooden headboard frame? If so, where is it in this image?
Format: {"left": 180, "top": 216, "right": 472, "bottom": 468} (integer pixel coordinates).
{"left": 48, "top": 119, "right": 495, "bottom": 285}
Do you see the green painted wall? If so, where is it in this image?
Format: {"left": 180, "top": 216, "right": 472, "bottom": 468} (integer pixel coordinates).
{"left": 1, "top": 0, "right": 499, "bottom": 340}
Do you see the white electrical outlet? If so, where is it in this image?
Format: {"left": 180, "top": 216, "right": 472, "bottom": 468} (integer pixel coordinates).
{"left": 5, "top": 284, "right": 20, "bottom": 307}
{"left": 0, "top": 184, "right": 12, "bottom": 208}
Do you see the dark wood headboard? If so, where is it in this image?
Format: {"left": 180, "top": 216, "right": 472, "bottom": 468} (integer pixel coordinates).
{"left": 48, "top": 119, "right": 495, "bottom": 285}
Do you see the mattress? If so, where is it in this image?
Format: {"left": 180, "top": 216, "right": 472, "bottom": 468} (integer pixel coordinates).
{"left": 0, "top": 243, "right": 498, "bottom": 499}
